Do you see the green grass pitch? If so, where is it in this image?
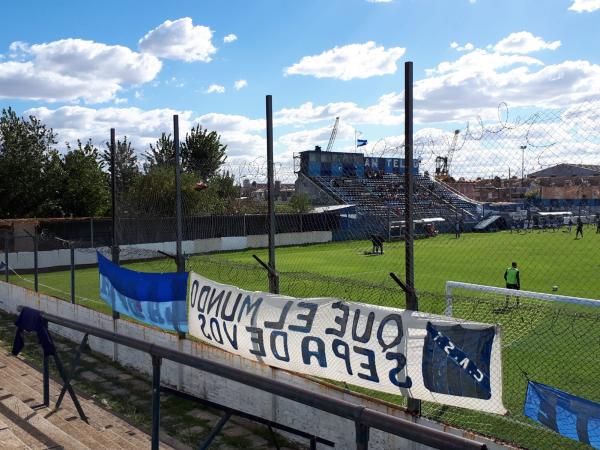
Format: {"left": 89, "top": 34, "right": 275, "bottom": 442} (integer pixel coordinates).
{"left": 7, "top": 228, "right": 600, "bottom": 449}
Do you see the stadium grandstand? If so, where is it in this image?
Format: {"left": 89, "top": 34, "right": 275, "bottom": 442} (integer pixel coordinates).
{"left": 294, "top": 147, "right": 481, "bottom": 234}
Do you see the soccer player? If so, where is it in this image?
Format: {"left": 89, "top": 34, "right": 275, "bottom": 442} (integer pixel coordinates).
{"left": 504, "top": 262, "right": 521, "bottom": 308}
{"left": 575, "top": 218, "right": 584, "bottom": 239}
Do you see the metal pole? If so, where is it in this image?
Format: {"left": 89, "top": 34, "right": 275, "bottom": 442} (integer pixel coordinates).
{"left": 266, "top": 95, "right": 279, "bottom": 294}
{"left": 508, "top": 167, "right": 511, "bottom": 202}
{"left": 70, "top": 244, "right": 75, "bottom": 304}
{"left": 43, "top": 353, "right": 49, "bottom": 406}
{"left": 4, "top": 237, "right": 9, "bottom": 282}
{"left": 520, "top": 145, "right": 526, "bottom": 186}
{"left": 355, "top": 422, "right": 370, "bottom": 450}
{"left": 151, "top": 355, "right": 162, "bottom": 450}
{"left": 404, "top": 61, "right": 421, "bottom": 416}
{"left": 174, "top": 115, "right": 184, "bottom": 273}
{"left": 33, "top": 229, "right": 38, "bottom": 292}
{"left": 110, "top": 129, "right": 119, "bottom": 265}
{"left": 110, "top": 129, "right": 120, "bottom": 320}
{"left": 90, "top": 217, "right": 94, "bottom": 248}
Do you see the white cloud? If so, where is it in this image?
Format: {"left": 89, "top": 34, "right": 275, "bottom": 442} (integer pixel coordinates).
{"left": 139, "top": 17, "right": 216, "bottom": 62}
{"left": 275, "top": 93, "right": 403, "bottom": 127}
{"left": 234, "top": 79, "right": 247, "bottom": 90}
{"left": 195, "top": 113, "right": 262, "bottom": 133}
{"left": 494, "top": 31, "right": 561, "bottom": 54}
{"left": 276, "top": 35, "right": 600, "bottom": 128}
{"left": 450, "top": 41, "right": 474, "bottom": 52}
{"left": 284, "top": 41, "right": 405, "bottom": 80}
{"left": 569, "top": 0, "right": 600, "bottom": 12}
{"left": 223, "top": 34, "right": 238, "bottom": 43}
{"left": 0, "top": 38, "right": 161, "bottom": 103}
{"left": 426, "top": 48, "right": 543, "bottom": 76}
{"left": 24, "top": 105, "right": 266, "bottom": 162}
{"left": 205, "top": 84, "right": 225, "bottom": 94}
{"left": 25, "top": 106, "right": 193, "bottom": 150}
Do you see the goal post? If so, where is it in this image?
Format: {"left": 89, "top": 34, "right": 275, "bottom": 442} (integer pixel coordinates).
{"left": 444, "top": 281, "right": 600, "bottom": 316}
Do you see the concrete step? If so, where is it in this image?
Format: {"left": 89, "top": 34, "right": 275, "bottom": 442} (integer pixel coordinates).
{"left": 0, "top": 416, "right": 32, "bottom": 449}
{"left": 0, "top": 351, "right": 173, "bottom": 449}
{"left": 0, "top": 393, "right": 90, "bottom": 449}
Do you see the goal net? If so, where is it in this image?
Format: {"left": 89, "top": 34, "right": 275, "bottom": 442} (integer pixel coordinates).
{"left": 444, "top": 280, "right": 600, "bottom": 318}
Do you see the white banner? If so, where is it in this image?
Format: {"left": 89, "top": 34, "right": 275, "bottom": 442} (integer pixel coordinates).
{"left": 188, "top": 273, "right": 505, "bottom": 414}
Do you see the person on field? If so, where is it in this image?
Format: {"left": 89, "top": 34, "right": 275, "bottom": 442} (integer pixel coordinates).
{"left": 371, "top": 235, "right": 384, "bottom": 255}
{"left": 504, "top": 262, "right": 521, "bottom": 308}
{"left": 455, "top": 220, "right": 462, "bottom": 238}
{"left": 575, "top": 218, "right": 584, "bottom": 239}
{"left": 596, "top": 214, "right": 600, "bottom": 234}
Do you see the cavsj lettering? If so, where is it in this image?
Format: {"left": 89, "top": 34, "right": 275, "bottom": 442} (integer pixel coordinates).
{"left": 187, "top": 273, "right": 504, "bottom": 414}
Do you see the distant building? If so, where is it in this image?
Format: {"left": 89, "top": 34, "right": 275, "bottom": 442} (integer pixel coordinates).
{"left": 241, "top": 179, "right": 295, "bottom": 201}
{"left": 449, "top": 163, "right": 600, "bottom": 210}
{"left": 528, "top": 163, "right": 600, "bottom": 178}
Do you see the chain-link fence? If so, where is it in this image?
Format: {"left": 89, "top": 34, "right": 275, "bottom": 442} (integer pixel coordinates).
{"left": 3, "top": 99, "right": 600, "bottom": 449}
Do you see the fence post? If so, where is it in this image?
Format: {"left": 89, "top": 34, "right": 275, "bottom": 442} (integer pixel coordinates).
{"left": 33, "top": 229, "right": 39, "bottom": 292}
{"left": 354, "top": 422, "right": 370, "bottom": 450}
{"left": 110, "top": 128, "right": 120, "bottom": 320}
{"left": 404, "top": 61, "right": 421, "bottom": 416}
{"left": 90, "top": 217, "right": 94, "bottom": 248}
{"left": 266, "top": 95, "right": 279, "bottom": 294}
{"left": 151, "top": 355, "right": 162, "bottom": 450}
{"left": 4, "top": 236, "right": 9, "bottom": 282}
{"left": 70, "top": 244, "right": 75, "bottom": 304}
{"left": 174, "top": 114, "right": 184, "bottom": 273}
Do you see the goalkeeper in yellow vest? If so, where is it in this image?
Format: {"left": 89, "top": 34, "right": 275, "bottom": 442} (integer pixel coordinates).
{"left": 504, "top": 261, "right": 521, "bottom": 308}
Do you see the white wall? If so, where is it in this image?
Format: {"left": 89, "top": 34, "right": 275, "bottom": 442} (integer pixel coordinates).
{"left": 5, "top": 231, "right": 333, "bottom": 270}
{"left": 0, "top": 281, "right": 505, "bottom": 450}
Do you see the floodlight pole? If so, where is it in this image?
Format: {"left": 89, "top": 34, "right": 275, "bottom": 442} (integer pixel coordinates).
{"left": 266, "top": 95, "right": 279, "bottom": 294}
{"left": 520, "top": 145, "right": 527, "bottom": 186}
{"left": 404, "top": 61, "right": 421, "bottom": 416}
{"left": 174, "top": 115, "right": 184, "bottom": 273}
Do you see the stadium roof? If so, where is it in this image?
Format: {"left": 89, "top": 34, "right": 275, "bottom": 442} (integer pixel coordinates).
{"left": 529, "top": 163, "right": 600, "bottom": 178}
{"left": 310, "top": 204, "right": 356, "bottom": 213}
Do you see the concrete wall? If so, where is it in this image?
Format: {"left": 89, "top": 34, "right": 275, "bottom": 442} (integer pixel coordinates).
{"left": 0, "top": 281, "right": 506, "bottom": 450}
{"left": 5, "top": 231, "right": 333, "bottom": 270}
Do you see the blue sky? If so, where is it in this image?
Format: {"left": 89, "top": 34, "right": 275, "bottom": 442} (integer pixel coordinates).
{"left": 1, "top": 0, "right": 600, "bottom": 178}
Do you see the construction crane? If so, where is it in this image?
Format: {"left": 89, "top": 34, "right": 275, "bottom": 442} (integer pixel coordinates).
{"left": 326, "top": 117, "right": 339, "bottom": 152}
{"left": 435, "top": 129, "right": 460, "bottom": 181}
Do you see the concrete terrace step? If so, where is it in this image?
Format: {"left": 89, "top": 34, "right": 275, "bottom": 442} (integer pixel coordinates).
{"left": 0, "top": 351, "right": 174, "bottom": 449}
{"left": 0, "top": 393, "right": 88, "bottom": 449}
{"left": 0, "top": 416, "right": 32, "bottom": 449}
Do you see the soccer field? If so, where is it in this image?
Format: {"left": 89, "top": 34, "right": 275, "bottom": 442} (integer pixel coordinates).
{"left": 203, "top": 228, "right": 600, "bottom": 299}
{"left": 11, "top": 228, "right": 600, "bottom": 304}
{"left": 7, "top": 228, "right": 600, "bottom": 449}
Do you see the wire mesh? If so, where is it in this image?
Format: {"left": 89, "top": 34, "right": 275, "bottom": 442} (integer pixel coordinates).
{"left": 3, "top": 100, "right": 600, "bottom": 448}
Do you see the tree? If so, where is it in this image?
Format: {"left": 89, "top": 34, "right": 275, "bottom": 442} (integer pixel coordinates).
{"left": 101, "top": 136, "right": 140, "bottom": 191}
{"left": 288, "top": 193, "right": 312, "bottom": 213}
{"left": 144, "top": 133, "right": 174, "bottom": 171}
{"left": 0, "top": 108, "right": 58, "bottom": 217}
{"left": 127, "top": 165, "right": 230, "bottom": 217}
{"left": 181, "top": 124, "right": 227, "bottom": 180}
{"left": 61, "top": 140, "right": 110, "bottom": 217}
{"left": 36, "top": 150, "right": 66, "bottom": 217}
